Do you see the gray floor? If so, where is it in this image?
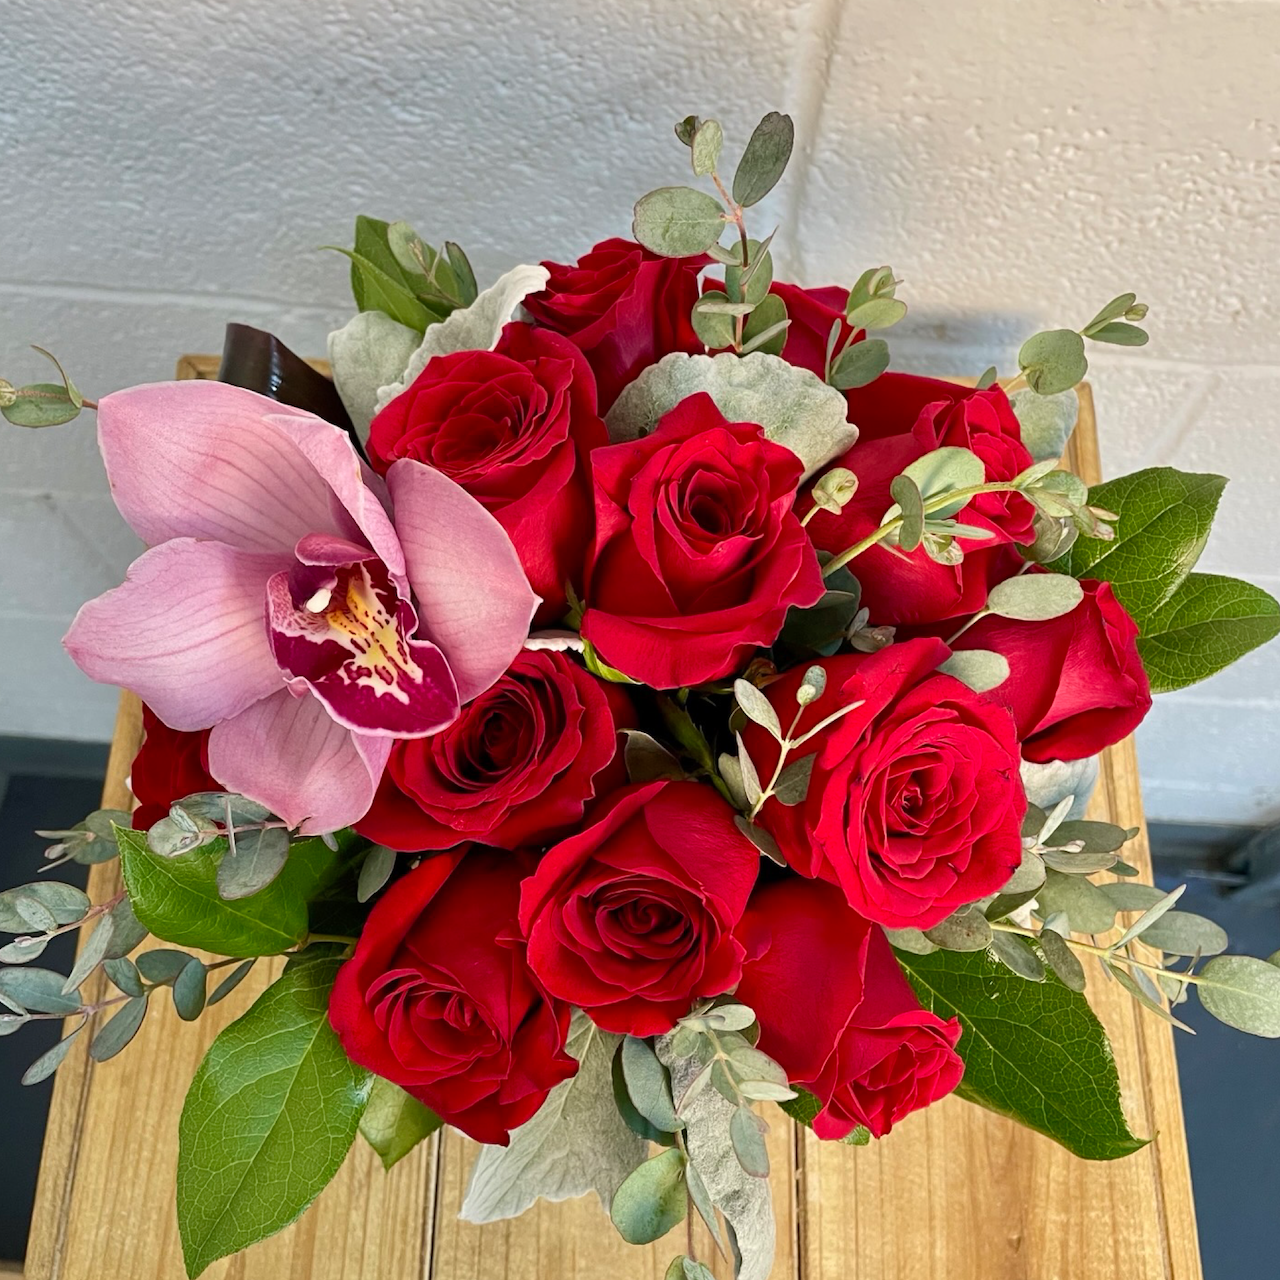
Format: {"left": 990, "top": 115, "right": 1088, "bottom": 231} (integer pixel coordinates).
{"left": 0, "top": 745, "right": 1274, "bottom": 1272}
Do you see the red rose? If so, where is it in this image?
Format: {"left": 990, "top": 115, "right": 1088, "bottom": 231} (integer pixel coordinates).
{"left": 355, "top": 649, "right": 634, "bottom": 852}
{"left": 736, "top": 877, "right": 963, "bottom": 1139}
{"left": 519, "top": 781, "right": 760, "bottom": 1035}
{"left": 329, "top": 846, "right": 576, "bottom": 1146}
{"left": 808, "top": 381, "right": 1034, "bottom": 626}
{"left": 951, "top": 578, "right": 1152, "bottom": 762}
{"left": 366, "top": 322, "right": 605, "bottom": 622}
{"left": 130, "top": 706, "right": 216, "bottom": 830}
{"left": 581, "top": 393, "right": 824, "bottom": 688}
{"left": 522, "top": 238, "right": 706, "bottom": 411}
{"left": 769, "top": 282, "right": 855, "bottom": 378}
{"left": 842, "top": 370, "right": 995, "bottom": 443}
{"left": 743, "top": 639, "right": 1024, "bottom": 929}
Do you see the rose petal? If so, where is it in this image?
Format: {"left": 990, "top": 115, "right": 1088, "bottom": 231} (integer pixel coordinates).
{"left": 208, "top": 688, "right": 391, "bottom": 833}
{"left": 97, "top": 382, "right": 351, "bottom": 553}
{"left": 387, "top": 459, "right": 540, "bottom": 702}
{"left": 63, "top": 539, "right": 285, "bottom": 730}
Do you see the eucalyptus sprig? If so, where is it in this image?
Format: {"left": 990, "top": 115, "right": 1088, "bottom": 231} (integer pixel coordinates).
{"left": 634, "top": 112, "right": 795, "bottom": 355}
{"left": 824, "top": 265, "right": 906, "bottom": 391}
{"left": 1, "top": 345, "right": 94, "bottom": 428}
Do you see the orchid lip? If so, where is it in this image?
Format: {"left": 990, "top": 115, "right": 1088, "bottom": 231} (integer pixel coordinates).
{"left": 267, "top": 556, "right": 459, "bottom": 737}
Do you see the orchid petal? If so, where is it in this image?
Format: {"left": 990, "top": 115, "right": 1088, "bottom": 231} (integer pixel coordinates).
{"left": 97, "top": 382, "right": 350, "bottom": 553}
{"left": 266, "top": 412, "right": 407, "bottom": 591}
{"left": 207, "top": 688, "right": 392, "bottom": 834}
{"left": 386, "top": 460, "right": 540, "bottom": 703}
{"left": 63, "top": 539, "right": 284, "bottom": 730}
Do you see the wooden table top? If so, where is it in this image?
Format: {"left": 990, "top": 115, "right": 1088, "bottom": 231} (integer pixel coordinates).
{"left": 23, "top": 359, "right": 1202, "bottom": 1280}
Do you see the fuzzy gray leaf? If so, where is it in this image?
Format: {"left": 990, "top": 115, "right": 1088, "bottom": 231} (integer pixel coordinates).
{"left": 460, "top": 1011, "right": 646, "bottom": 1222}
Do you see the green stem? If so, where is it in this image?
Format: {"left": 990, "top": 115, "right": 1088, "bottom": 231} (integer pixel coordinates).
{"left": 990, "top": 922, "right": 1202, "bottom": 987}
{"left": 821, "top": 481, "right": 1024, "bottom": 577}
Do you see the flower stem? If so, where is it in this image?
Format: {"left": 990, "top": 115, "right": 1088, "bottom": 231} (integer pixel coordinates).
{"left": 820, "top": 481, "right": 1024, "bottom": 577}
{"left": 989, "top": 921, "right": 1204, "bottom": 987}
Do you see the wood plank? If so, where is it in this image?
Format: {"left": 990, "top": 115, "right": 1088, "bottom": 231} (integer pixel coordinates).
{"left": 27, "top": 367, "right": 1200, "bottom": 1280}
{"left": 25, "top": 356, "right": 439, "bottom": 1280}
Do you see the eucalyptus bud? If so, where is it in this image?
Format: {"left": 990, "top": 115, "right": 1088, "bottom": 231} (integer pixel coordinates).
{"left": 0, "top": 380, "right": 17, "bottom": 409}
{"left": 810, "top": 467, "right": 858, "bottom": 515}
{"left": 796, "top": 664, "right": 827, "bottom": 705}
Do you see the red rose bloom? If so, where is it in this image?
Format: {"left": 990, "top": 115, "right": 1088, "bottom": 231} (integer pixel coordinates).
{"left": 522, "top": 238, "right": 706, "bottom": 412}
{"left": 356, "top": 649, "right": 634, "bottom": 852}
{"left": 841, "top": 370, "right": 993, "bottom": 443}
{"left": 366, "top": 322, "right": 605, "bottom": 622}
{"left": 808, "top": 381, "right": 1034, "bottom": 626}
{"left": 951, "top": 578, "right": 1152, "bottom": 762}
{"left": 743, "top": 639, "right": 1024, "bottom": 929}
{"left": 736, "top": 877, "right": 963, "bottom": 1139}
{"left": 329, "top": 847, "right": 576, "bottom": 1146}
{"left": 130, "top": 706, "right": 216, "bottom": 830}
{"left": 581, "top": 393, "right": 824, "bottom": 688}
{"left": 519, "top": 781, "right": 760, "bottom": 1035}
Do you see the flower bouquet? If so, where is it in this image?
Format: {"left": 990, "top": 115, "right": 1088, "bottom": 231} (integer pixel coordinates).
{"left": 3, "top": 111, "right": 1279, "bottom": 1280}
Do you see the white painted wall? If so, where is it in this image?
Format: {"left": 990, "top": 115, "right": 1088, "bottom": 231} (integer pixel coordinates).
{"left": 2, "top": 0, "right": 1277, "bottom": 824}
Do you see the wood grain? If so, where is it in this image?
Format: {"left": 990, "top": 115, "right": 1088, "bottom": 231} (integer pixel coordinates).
{"left": 26, "top": 371, "right": 1200, "bottom": 1279}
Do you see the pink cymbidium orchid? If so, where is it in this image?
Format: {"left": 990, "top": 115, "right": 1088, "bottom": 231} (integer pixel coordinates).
{"left": 64, "top": 382, "right": 539, "bottom": 834}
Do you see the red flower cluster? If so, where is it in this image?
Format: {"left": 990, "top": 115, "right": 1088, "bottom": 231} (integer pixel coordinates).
{"left": 132, "top": 245, "right": 1153, "bottom": 1151}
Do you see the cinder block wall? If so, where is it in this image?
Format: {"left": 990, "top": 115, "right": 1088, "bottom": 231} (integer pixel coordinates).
{"left": 2, "top": 0, "right": 1276, "bottom": 823}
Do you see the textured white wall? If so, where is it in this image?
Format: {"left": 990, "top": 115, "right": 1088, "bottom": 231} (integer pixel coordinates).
{"left": 1, "top": 0, "right": 1277, "bottom": 824}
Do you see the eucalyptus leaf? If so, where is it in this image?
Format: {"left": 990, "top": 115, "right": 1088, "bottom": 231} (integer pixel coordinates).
{"left": 62, "top": 913, "right": 115, "bottom": 994}
{"left": 172, "top": 958, "right": 207, "bottom": 1021}
{"left": 773, "top": 753, "right": 815, "bottom": 806}
{"left": 1034, "top": 870, "right": 1117, "bottom": 935}
{"left": 691, "top": 119, "right": 724, "bottom": 176}
{"left": 208, "top": 958, "right": 256, "bottom": 1007}
{"left": 937, "top": 649, "right": 1010, "bottom": 693}
{"left": 740, "top": 293, "right": 789, "bottom": 357}
{"left": 730, "top": 1106, "right": 770, "bottom": 1177}
{"left": 691, "top": 292, "right": 737, "bottom": 350}
{"left": 607, "top": 350, "right": 858, "bottom": 481}
{"left": 621, "top": 1035, "right": 684, "bottom": 1134}
{"left": 0, "top": 967, "right": 82, "bottom": 1015}
{"left": 1139, "top": 910, "right": 1229, "bottom": 958}
{"left": 217, "top": 826, "right": 290, "bottom": 901}
{"left": 1, "top": 385, "right": 84, "bottom": 428}
{"left": 1196, "top": 955, "right": 1280, "bottom": 1036}
{"left": 1089, "top": 321, "right": 1148, "bottom": 346}
{"left": 884, "top": 927, "right": 939, "bottom": 956}
{"left": 357, "top": 846, "right": 397, "bottom": 904}
{"left": 610, "top": 1147, "right": 688, "bottom": 1245}
{"left": 177, "top": 956, "right": 370, "bottom": 1277}
{"left": 830, "top": 338, "right": 890, "bottom": 391}
{"left": 103, "top": 957, "right": 145, "bottom": 998}
{"left": 1037, "top": 927, "right": 1087, "bottom": 992}
{"left": 900, "top": 446, "right": 985, "bottom": 518}
{"left": 734, "top": 679, "right": 781, "bottom": 741}
{"left": 986, "top": 572, "right": 1084, "bottom": 621}
{"left": 461, "top": 1011, "right": 646, "bottom": 1221}
{"left": 89, "top": 995, "right": 149, "bottom": 1061}
{"left": 22, "top": 1025, "right": 83, "bottom": 1086}
{"left": 1017, "top": 329, "right": 1088, "bottom": 396}
{"left": 633, "top": 186, "right": 726, "bottom": 257}
{"left": 890, "top": 474, "right": 925, "bottom": 552}
{"left": 989, "top": 931, "right": 1046, "bottom": 981}
{"left": 732, "top": 111, "right": 794, "bottom": 208}
{"left": 924, "top": 905, "right": 992, "bottom": 952}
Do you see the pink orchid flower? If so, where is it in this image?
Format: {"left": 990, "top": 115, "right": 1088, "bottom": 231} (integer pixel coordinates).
{"left": 65, "top": 382, "right": 539, "bottom": 834}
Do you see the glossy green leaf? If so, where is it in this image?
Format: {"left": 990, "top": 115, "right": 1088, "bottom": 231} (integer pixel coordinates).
{"left": 1051, "top": 467, "right": 1226, "bottom": 622}
{"left": 326, "top": 245, "right": 432, "bottom": 333}
{"left": 118, "top": 826, "right": 340, "bottom": 959}
{"left": 359, "top": 1076, "right": 442, "bottom": 1169}
{"left": 1136, "top": 572, "right": 1280, "bottom": 692}
{"left": 899, "top": 947, "right": 1148, "bottom": 1160}
{"left": 177, "top": 956, "right": 371, "bottom": 1278}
